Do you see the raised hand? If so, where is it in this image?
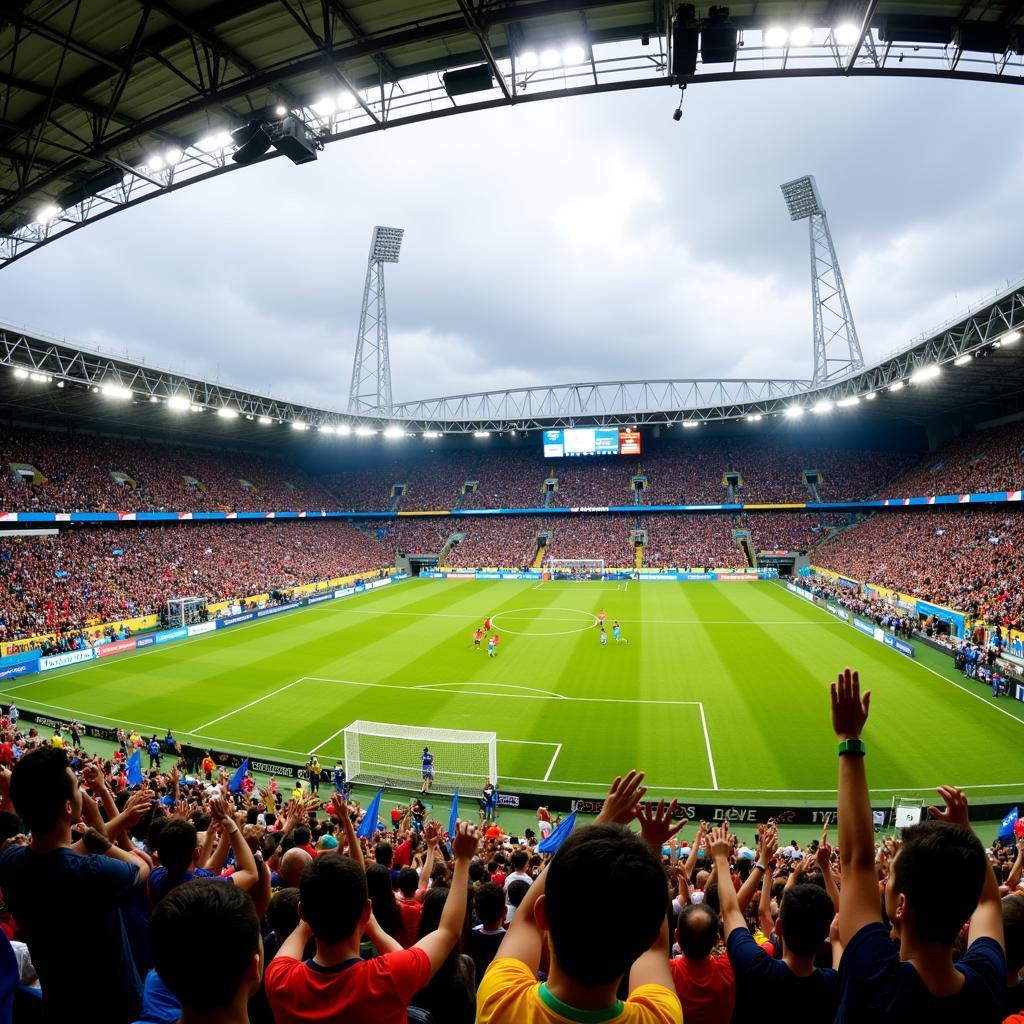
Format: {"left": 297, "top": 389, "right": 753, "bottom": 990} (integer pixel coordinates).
{"left": 830, "top": 667, "right": 870, "bottom": 740}
{"left": 424, "top": 820, "right": 441, "bottom": 848}
{"left": 451, "top": 821, "right": 480, "bottom": 861}
{"left": 706, "top": 823, "right": 731, "bottom": 861}
{"left": 759, "top": 823, "right": 778, "bottom": 864}
{"left": 672, "top": 863, "right": 692, "bottom": 905}
{"left": 927, "top": 785, "right": 970, "bottom": 828}
{"left": 208, "top": 796, "right": 233, "bottom": 824}
{"left": 637, "top": 799, "right": 687, "bottom": 849}
{"left": 594, "top": 770, "right": 647, "bottom": 826}
{"left": 81, "top": 762, "right": 105, "bottom": 791}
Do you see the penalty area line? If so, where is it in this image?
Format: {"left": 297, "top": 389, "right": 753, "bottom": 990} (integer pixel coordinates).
{"left": 698, "top": 702, "right": 719, "bottom": 791}
{"left": 543, "top": 743, "right": 562, "bottom": 782}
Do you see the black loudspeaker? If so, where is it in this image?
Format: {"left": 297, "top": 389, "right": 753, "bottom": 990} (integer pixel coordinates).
{"left": 701, "top": 6, "right": 737, "bottom": 64}
{"left": 442, "top": 64, "right": 493, "bottom": 97}
{"left": 878, "top": 15, "right": 953, "bottom": 45}
{"left": 672, "top": 4, "right": 698, "bottom": 75}
{"left": 231, "top": 121, "right": 272, "bottom": 164}
{"left": 954, "top": 22, "right": 1011, "bottom": 53}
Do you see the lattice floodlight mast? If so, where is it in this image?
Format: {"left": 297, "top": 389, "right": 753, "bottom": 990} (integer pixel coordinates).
{"left": 780, "top": 176, "right": 864, "bottom": 387}
{"left": 348, "top": 227, "right": 404, "bottom": 415}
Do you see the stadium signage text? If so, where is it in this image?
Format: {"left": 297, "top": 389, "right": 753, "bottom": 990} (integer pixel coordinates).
{"left": 98, "top": 639, "right": 138, "bottom": 657}
{"left": 39, "top": 648, "right": 95, "bottom": 670}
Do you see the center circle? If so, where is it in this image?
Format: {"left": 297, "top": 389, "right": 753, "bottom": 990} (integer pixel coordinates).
{"left": 490, "top": 607, "right": 600, "bottom": 636}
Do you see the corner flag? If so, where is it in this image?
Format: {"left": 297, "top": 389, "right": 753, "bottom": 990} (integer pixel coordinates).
{"left": 126, "top": 749, "right": 143, "bottom": 788}
{"left": 538, "top": 810, "right": 577, "bottom": 854}
{"left": 356, "top": 788, "right": 384, "bottom": 839}
{"left": 229, "top": 758, "right": 250, "bottom": 794}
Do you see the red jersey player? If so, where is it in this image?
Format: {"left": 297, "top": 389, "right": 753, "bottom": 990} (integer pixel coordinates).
{"left": 484, "top": 617, "right": 492, "bottom": 631}
{"left": 598, "top": 609, "right": 606, "bottom": 626}
{"left": 473, "top": 628, "right": 484, "bottom": 649}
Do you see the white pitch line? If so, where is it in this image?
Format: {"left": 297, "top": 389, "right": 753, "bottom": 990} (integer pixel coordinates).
{"left": 698, "top": 702, "right": 719, "bottom": 791}
{"left": 497, "top": 738, "right": 562, "bottom": 747}
{"left": 189, "top": 678, "right": 305, "bottom": 733}
{"left": 411, "top": 681, "right": 568, "bottom": 699}
{"left": 543, "top": 743, "right": 562, "bottom": 782}
{"left": 308, "top": 723, "right": 348, "bottom": 756}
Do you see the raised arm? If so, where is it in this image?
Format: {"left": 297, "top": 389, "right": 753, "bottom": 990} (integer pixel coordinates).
{"left": 832, "top": 667, "right": 881, "bottom": 942}
{"left": 928, "top": 786, "right": 1004, "bottom": 949}
{"left": 709, "top": 825, "right": 746, "bottom": 935}
{"left": 419, "top": 820, "right": 440, "bottom": 892}
{"left": 737, "top": 824, "right": 776, "bottom": 913}
{"left": 209, "top": 796, "right": 259, "bottom": 892}
{"left": 815, "top": 827, "right": 840, "bottom": 912}
{"left": 331, "top": 795, "right": 364, "bottom": 871}
{"left": 413, "top": 821, "right": 480, "bottom": 973}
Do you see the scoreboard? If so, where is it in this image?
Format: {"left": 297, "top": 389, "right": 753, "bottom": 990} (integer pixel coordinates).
{"left": 542, "top": 427, "right": 642, "bottom": 457}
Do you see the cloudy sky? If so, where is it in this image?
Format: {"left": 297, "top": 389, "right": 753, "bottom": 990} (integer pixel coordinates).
{"left": 2, "top": 74, "right": 1021, "bottom": 410}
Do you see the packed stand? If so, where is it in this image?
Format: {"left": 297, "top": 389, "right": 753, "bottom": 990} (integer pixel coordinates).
{"left": 791, "top": 574, "right": 917, "bottom": 637}
{"left": 543, "top": 458, "right": 637, "bottom": 506}
{"left": 883, "top": 421, "right": 1024, "bottom": 498}
{"left": 461, "top": 450, "right": 549, "bottom": 510}
{"left": 542, "top": 514, "right": 635, "bottom": 566}
{"left": 365, "top": 518, "right": 452, "bottom": 559}
{"left": 444, "top": 516, "right": 543, "bottom": 569}
{"left": 0, "top": 520, "right": 391, "bottom": 646}
{"left": 643, "top": 514, "right": 744, "bottom": 568}
{"left": 0, "top": 426, "right": 330, "bottom": 512}
{"left": 318, "top": 459, "right": 405, "bottom": 511}
{"left": 815, "top": 508, "right": 1024, "bottom": 627}
{"left": 745, "top": 512, "right": 848, "bottom": 552}
{"left": 0, "top": 665, "right": 1016, "bottom": 1024}
{"left": 638, "top": 445, "right": 731, "bottom": 505}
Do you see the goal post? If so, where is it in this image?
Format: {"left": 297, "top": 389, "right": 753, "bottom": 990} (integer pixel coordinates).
{"left": 342, "top": 720, "right": 498, "bottom": 795}
{"left": 546, "top": 558, "right": 605, "bottom": 579}
{"left": 166, "top": 595, "right": 208, "bottom": 628}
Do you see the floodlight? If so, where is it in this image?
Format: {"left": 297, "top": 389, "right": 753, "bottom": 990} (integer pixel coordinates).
{"left": 474, "top": 430, "right": 491, "bottom": 437}
{"left": 812, "top": 399, "right": 833, "bottom": 414}
{"left": 312, "top": 96, "right": 336, "bottom": 116}
{"left": 423, "top": 430, "right": 442, "bottom": 438}
{"left": 291, "top": 420, "right": 308, "bottom": 431}
{"left": 102, "top": 384, "right": 133, "bottom": 401}
{"left": 784, "top": 405, "right": 804, "bottom": 418}
{"left": 370, "top": 226, "right": 404, "bottom": 263}
{"left": 764, "top": 26, "right": 788, "bottom": 46}
{"left": 837, "top": 396, "right": 859, "bottom": 407}
{"left": 355, "top": 425, "right": 374, "bottom": 437}
{"left": 383, "top": 425, "right": 404, "bottom": 439}
{"left": 189, "top": 403, "right": 203, "bottom": 412}
{"left": 217, "top": 407, "right": 238, "bottom": 419}
{"left": 1002, "top": 330, "right": 1021, "bottom": 345}
{"left": 864, "top": 391, "right": 876, "bottom": 400}
{"left": 275, "top": 105, "right": 287, "bottom": 117}
{"left": 954, "top": 354, "right": 972, "bottom": 366}
{"left": 338, "top": 91, "right": 357, "bottom": 110}
{"left": 320, "top": 425, "right": 336, "bottom": 434}
{"left": 33, "top": 204, "right": 61, "bottom": 225}
{"left": 337, "top": 424, "right": 352, "bottom": 436}
{"left": 520, "top": 51, "right": 539, "bottom": 69}
{"left": 834, "top": 22, "right": 860, "bottom": 45}
{"left": 910, "top": 365, "right": 941, "bottom": 384}
{"left": 12, "top": 368, "right": 28, "bottom": 379}
{"left": 231, "top": 121, "right": 272, "bottom": 164}
{"left": 56, "top": 381, "right": 64, "bottom": 388}
{"left": 562, "top": 44, "right": 586, "bottom": 64}
{"left": 780, "top": 175, "right": 823, "bottom": 221}
{"left": 789, "top": 25, "right": 812, "bottom": 45}
{"left": 147, "top": 154, "right": 166, "bottom": 172}
{"left": 168, "top": 394, "right": 191, "bottom": 411}
{"left": 682, "top": 420, "right": 700, "bottom": 428}
{"left": 541, "top": 48, "right": 561, "bottom": 67}
{"left": 746, "top": 413, "right": 763, "bottom": 422}
{"left": 29, "top": 372, "right": 49, "bottom": 382}
{"left": 166, "top": 147, "right": 183, "bottom": 165}
{"left": 889, "top": 381, "right": 904, "bottom": 392}
{"left": 258, "top": 416, "right": 273, "bottom": 425}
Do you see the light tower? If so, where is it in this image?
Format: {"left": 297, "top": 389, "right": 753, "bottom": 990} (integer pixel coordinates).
{"left": 780, "top": 175, "right": 864, "bottom": 386}
{"left": 348, "top": 226, "right": 404, "bottom": 414}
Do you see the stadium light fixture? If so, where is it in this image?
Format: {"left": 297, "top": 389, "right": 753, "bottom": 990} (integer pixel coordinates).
{"left": 338, "top": 91, "right": 357, "bottom": 111}
{"left": 1002, "top": 330, "right": 1021, "bottom": 345}
{"left": 812, "top": 399, "right": 833, "bottom": 414}
{"left": 12, "top": 368, "right": 28, "bottom": 379}
{"left": 864, "top": 391, "right": 876, "bottom": 400}
{"left": 834, "top": 22, "right": 860, "bottom": 44}
{"left": 56, "top": 381, "right": 64, "bottom": 388}
{"left": 837, "top": 396, "right": 859, "bottom": 407}
{"left": 910, "top": 365, "right": 940, "bottom": 384}
{"left": 355, "top": 426, "right": 375, "bottom": 437}
{"left": 291, "top": 420, "right": 308, "bottom": 431}
{"left": 540, "top": 48, "right": 561, "bottom": 67}
{"left": 784, "top": 405, "right": 804, "bottom": 418}
{"left": 519, "top": 51, "right": 539, "bottom": 69}
{"left": 33, "top": 204, "right": 61, "bottom": 225}
{"left": 562, "top": 43, "right": 586, "bottom": 64}
{"left": 474, "top": 430, "right": 491, "bottom": 437}
{"left": 320, "top": 425, "right": 336, "bottom": 434}
{"left": 746, "top": 413, "right": 763, "bottom": 422}
{"left": 312, "top": 96, "right": 336, "bottom": 116}
{"left": 275, "top": 105, "right": 287, "bottom": 117}
{"left": 682, "top": 421, "right": 700, "bottom": 428}
{"left": 167, "top": 394, "right": 191, "bottom": 411}
{"left": 423, "top": 430, "right": 442, "bottom": 438}
{"left": 889, "top": 380, "right": 904, "bottom": 392}
{"left": 258, "top": 416, "right": 273, "bottom": 425}
{"left": 189, "top": 404, "right": 203, "bottom": 413}
{"left": 954, "top": 354, "right": 972, "bottom": 366}
{"left": 337, "top": 424, "right": 352, "bottom": 436}
{"left": 102, "top": 384, "right": 133, "bottom": 401}
{"left": 789, "top": 26, "right": 813, "bottom": 45}
{"left": 217, "top": 407, "right": 238, "bottom": 419}
{"left": 149, "top": 395, "right": 160, "bottom": 403}
{"left": 383, "top": 425, "right": 404, "bottom": 439}
{"left": 764, "top": 26, "right": 788, "bottom": 46}
{"left": 147, "top": 154, "right": 166, "bottom": 172}
{"left": 165, "top": 147, "right": 183, "bottom": 165}
{"left": 29, "top": 372, "right": 51, "bottom": 383}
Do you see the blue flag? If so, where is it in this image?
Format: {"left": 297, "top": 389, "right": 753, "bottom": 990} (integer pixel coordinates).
{"left": 229, "top": 758, "right": 249, "bottom": 794}
{"left": 538, "top": 810, "right": 577, "bottom": 854}
{"left": 126, "top": 749, "right": 143, "bottom": 788}
{"left": 356, "top": 788, "right": 384, "bottom": 839}
{"left": 999, "top": 806, "right": 1019, "bottom": 842}
{"left": 448, "top": 789, "right": 459, "bottom": 839}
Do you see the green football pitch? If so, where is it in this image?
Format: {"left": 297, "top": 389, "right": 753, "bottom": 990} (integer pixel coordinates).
{"left": 5, "top": 578, "right": 1024, "bottom": 806}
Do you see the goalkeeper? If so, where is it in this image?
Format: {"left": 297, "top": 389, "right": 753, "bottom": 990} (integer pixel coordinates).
{"left": 421, "top": 746, "right": 434, "bottom": 793}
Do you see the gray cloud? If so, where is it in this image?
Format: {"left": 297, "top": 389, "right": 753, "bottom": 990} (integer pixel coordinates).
{"left": 2, "top": 75, "right": 1021, "bottom": 410}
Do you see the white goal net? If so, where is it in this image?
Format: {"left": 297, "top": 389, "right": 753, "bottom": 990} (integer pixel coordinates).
{"left": 342, "top": 720, "right": 498, "bottom": 795}
{"left": 546, "top": 558, "right": 605, "bottom": 577}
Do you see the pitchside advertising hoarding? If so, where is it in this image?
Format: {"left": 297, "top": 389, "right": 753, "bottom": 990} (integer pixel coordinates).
{"left": 542, "top": 427, "right": 642, "bottom": 457}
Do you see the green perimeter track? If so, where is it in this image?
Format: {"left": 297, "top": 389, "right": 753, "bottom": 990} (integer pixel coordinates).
{"left": 4, "top": 578, "right": 1023, "bottom": 806}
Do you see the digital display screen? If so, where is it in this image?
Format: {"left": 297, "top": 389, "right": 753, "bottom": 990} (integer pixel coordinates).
{"left": 542, "top": 428, "right": 642, "bottom": 457}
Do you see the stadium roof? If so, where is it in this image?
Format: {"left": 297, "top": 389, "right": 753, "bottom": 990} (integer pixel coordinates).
{"left": 2, "top": 0, "right": 1023, "bottom": 269}
{"left": 1, "top": 277, "right": 1022, "bottom": 446}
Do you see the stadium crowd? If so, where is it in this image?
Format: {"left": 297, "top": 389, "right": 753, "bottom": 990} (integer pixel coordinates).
{"left": 0, "top": 669, "right": 1018, "bottom": 1024}
{"left": 815, "top": 509, "right": 1024, "bottom": 628}
{"left": 0, "top": 427, "right": 329, "bottom": 512}
{"left": 744, "top": 512, "right": 848, "bottom": 553}
{"left": 542, "top": 515, "right": 636, "bottom": 567}
{"left": 643, "top": 515, "right": 744, "bottom": 569}
{"left": 0, "top": 521, "right": 391, "bottom": 645}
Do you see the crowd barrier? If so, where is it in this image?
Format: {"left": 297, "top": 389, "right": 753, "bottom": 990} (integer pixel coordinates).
{"left": 0, "top": 485, "right": 1022, "bottom": 523}
{"left": 0, "top": 574, "right": 407, "bottom": 684}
